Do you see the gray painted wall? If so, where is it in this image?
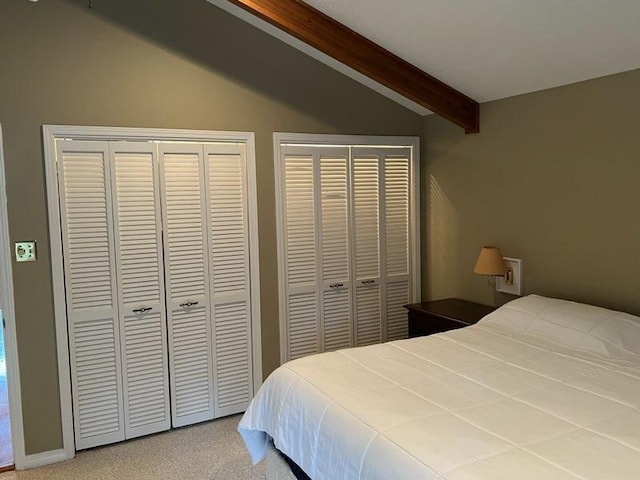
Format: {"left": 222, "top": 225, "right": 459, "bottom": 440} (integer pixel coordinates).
{"left": 423, "top": 68, "right": 640, "bottom": 315}
{"left": 0, "top": 0, "right": 422, "bottom": 454}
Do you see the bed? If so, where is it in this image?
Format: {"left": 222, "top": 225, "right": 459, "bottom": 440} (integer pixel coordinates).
{"left": 239, "top": 295, "right": 640, "bottom": 479}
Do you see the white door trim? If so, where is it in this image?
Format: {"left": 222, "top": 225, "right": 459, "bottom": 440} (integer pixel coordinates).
{"left": 43, "top": 125, "right": 262, "bottom": 461}
{"left": 0, "top": 124, "right": 27, "bottom": 469}
{"left": 273, "top": 132, "right": 421, "bottom": 365}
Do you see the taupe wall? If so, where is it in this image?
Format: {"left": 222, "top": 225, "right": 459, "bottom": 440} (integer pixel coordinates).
{"left": 0, "top": 0, "right": 422, "bottom": 454}
{"left": 423, "top": 68, "right": 640, "bottom": 315}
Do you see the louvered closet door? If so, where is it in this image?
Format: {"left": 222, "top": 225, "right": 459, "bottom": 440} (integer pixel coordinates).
{"left": 159, "top": 143, "right": 215, "bottom": 427}
{"left": 319, "top": 148, "right": 352, "bottom": 351}
{"left": 383, "top": 149, "right": 411, "bottom": 341}
{"left": 56, "top": 140, "right": 125, "bottom": 450}
{"left": 205, "top": 144, "right": 253, "bottom": 416}
{"left": 110, "top": 142, "right": 171, "bottom": 438}
{"left": 351, "top": 149, "right": 383, "bottom": 346}
{"left": 282, "top": 147, "right": 319, "bottom": 360}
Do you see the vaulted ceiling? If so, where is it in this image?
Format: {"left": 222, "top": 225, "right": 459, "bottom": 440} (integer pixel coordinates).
{"left": 212, "top": 0, "right": 640, "bottom": 132}
{"left": 304, "top": 0, "right": 640, "bottom": 101}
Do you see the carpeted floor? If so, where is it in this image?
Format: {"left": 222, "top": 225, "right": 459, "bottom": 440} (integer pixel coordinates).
{"left": 0, "top": 415, "right": 265, "bottom": 480}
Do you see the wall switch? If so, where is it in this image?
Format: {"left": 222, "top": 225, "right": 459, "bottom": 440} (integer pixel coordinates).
{"left": 496, "top": 257, "right": 522, "bottom": 295}
{"left": 15, "top": 241, "right": 37, "bottom": 262}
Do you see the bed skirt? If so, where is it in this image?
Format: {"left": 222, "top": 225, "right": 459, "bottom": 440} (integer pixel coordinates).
{"left": 266, "top": 441, "right": 311, "bottom": 480}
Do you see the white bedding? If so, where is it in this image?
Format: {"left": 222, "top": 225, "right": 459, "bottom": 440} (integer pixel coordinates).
{"left": 239, "top": 295, "right": 640, "bottom": 479}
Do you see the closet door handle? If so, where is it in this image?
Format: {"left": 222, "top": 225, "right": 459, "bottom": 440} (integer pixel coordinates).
{"left": 361, "top": 279, "right": 377, "bottom": 285}
{"left": 132, "top": 307, "right": 152, "bottom": 314}
{"left": 180, "top": 301, "right": 199, "bottom": 308}
{"left": 329, "top": 283, "right": 344, "bottom": 289}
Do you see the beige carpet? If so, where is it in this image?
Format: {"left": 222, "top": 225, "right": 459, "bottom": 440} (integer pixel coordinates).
{"left": 1, "top": 415, "right": 265, "bottom": 480}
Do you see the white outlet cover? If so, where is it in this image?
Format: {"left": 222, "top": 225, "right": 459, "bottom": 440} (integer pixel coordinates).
{"left": 15, "top": 241, "right": 37, "bottom": 262}
{"left": 496, "top": 257, "right": 522, "bottom": 295}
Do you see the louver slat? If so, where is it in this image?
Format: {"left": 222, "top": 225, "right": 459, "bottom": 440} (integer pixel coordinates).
{"left": 353, "top": 156, "right": 380, "bottom": 280}
{"left": 208, "top": 151, "right": 248, "bottom": 296}
{"left": 74, "top": 318, "right": 121, "bottom": 444}
{"left": 323, "top": 287, "right": 351, "bottom": 351}
{"left": 385, "top": 155, "right": 410, "bottom": 276}
{"left": 112, "top": 144, "right": 170, "bottom": 438}
{"left": 163, "top": 152, "right": 207, "bottom": 299}
{"left": 171, "top": 306, "right": 212, "bottom": 420}
{"left": 320, "top": 152, "right": 351, "bottom": 351}
{"left": 321, "top": 155, "right": 349, "bottom": 283}
{"left": 207, "top": 146, "right": 253, "bottom": 416}
{"left": 214, "top": 303, "right": 251, "bottom": 413}
{"left": 355, "top": 285, "right": 381, "bottom": 346}
{"left": 285, "top": 155, "right": 316, "bottom": 287}
{"left": 353, "top": 151, "right": 382, "bottom": 347}
{"left": 62, "top": 152, "right": 114, "bottom": 312}
{"left": 284, "top": 151, "right": 320, "bottom": 360}
{"left": 386, "top": 279, "right": 409, "bottom": 341}
{"left": 58, "top": 141, "right": 125, "bottom": 449}
{"left": 289, "top": 292, "right": 318, "bottom": 359}
{"left": 160, "top": 145, "right": 214, "bottom": 427}
{"left": 122, "top": 311, "right": 169, "bottom": 431}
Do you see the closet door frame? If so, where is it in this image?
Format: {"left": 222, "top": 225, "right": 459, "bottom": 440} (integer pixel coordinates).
{"left": 44, "top": 125, "right": 261, "bottom": 462}
{"left": 274, "top": 132, "right": 421, "bottom": 364}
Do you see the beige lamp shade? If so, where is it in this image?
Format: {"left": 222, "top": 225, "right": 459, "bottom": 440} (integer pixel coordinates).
{"left": 474, "top": 246, "right": 509, "bottom": 276}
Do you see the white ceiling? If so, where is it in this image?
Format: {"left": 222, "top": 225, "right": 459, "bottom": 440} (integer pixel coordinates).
{"left": 304, "top": 0, "right": 640, "bottom": 103}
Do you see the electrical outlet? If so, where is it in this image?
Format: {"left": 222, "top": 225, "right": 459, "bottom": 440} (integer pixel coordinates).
{"left": 496, "top": 257, "right": 522, "bottom": 295}
{"left": 15, "top": 241, "right": 37, "bottom": 262}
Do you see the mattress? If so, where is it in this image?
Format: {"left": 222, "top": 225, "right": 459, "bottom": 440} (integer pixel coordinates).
{"left": 239, "top": 295, "right": 640, "bottom": 479}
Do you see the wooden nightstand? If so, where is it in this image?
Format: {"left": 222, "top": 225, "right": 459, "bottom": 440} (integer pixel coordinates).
{"left": 404, "top": 298, "right": 496, "bottom": 338}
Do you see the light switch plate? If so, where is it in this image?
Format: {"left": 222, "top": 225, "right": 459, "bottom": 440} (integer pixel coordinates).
{"left": 15, "top": 241, "right": 37, "bottom": 262}
{"left": 496, "top": 257, "right": 522, "bottom": 295}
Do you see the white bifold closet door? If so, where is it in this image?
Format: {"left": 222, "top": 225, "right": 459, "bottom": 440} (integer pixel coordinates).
{"left": 160, "top": 143, "right": 253, "bottom": 426}
{"left": 111, "top": 142, "right": 170, "bottom": 439}
{"left": 159, "top": 143, "right": 213, "bottom": 427}
{"left": 381, "top": 149, "right": 412, "bottom": 342}
{"left": 58, "top": 136, "right": 255, "bottom": 450}
{"left": 282, "top": 147, "right": 351, "bottom": 360}
{"left": 352, "top": 147, "right": 412, "bottom": 345}
{"left": 205, "top": 145, "right": 253, "bottom": 417}
{"left": 57, "top": 140, "right": 170, "bottom": 449}
{"left": 280, "top": 144, "right": 413, "bottom": 362}
{"left": 58, "top": 140, "right": 124, "bottom": 450}
{"left": 319, "top": 150, "right": 352, "bottom": 352}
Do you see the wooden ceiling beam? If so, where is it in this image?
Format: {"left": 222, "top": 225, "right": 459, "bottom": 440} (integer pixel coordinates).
{"left": 225, "top": 0, "right": 479, "bottom": 133}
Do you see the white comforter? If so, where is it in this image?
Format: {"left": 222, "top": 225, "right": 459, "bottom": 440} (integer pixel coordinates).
{"left": 239, "top": 295, "right": 640, "bottom": 479}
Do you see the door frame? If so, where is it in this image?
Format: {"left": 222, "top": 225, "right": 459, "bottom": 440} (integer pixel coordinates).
{"left": 0, "top": 124, "right": 26, "bottom": 469}
{"left": 43, "top": 125, "right": 262, "bottom": 461}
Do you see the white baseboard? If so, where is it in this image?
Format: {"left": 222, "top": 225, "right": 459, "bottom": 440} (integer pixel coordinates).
{"left": 23, "top": 449, "right": 69, "bottom": 469}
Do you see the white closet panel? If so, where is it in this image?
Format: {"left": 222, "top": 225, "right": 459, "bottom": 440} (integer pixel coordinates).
{"left": 284, "top": 152, "right": 317, "bottom": 287}
{"left": 384, "top": 153, "right": 410, "bottom": 277}
{"left": 352, "top": 150, "right": 382, "bottom": 346}
{"left": 159, "top": 143, "right": 215, "bottom": 427}
{"left": 56, "top": 140, "right": 125, "bottom": 449}
{"left": 111, "top": 142, "right": 170, "bottom": 438}
{"left": 283, "top": 149, "right": 319, "bottom": 359}
{"left": 48, "top": 127, "right": 261, "bottom": 456}
{"left": 288, "top": 293, "right": 318, "bottom": 360}
{"left": 320, "top": 150, "right": 351, "bottom": 351}
{"left": 384, "top": 150, "right": 411, "bottom": 341}
{"left": 277, "top": 136, "right": 418, "bottom": 363}
{"left": 205, "top": 145, "right": 253, "bottom": 416}
{"left": 386, "top": 280, "right": 409, "bottom": 341}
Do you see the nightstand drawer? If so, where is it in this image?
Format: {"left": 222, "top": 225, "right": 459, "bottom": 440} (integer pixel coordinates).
{"left": 408, "top": 313, "right": 468, "bottom": 338}
{"left": 405, "top": 298, "right": 495, "bottom": 338}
